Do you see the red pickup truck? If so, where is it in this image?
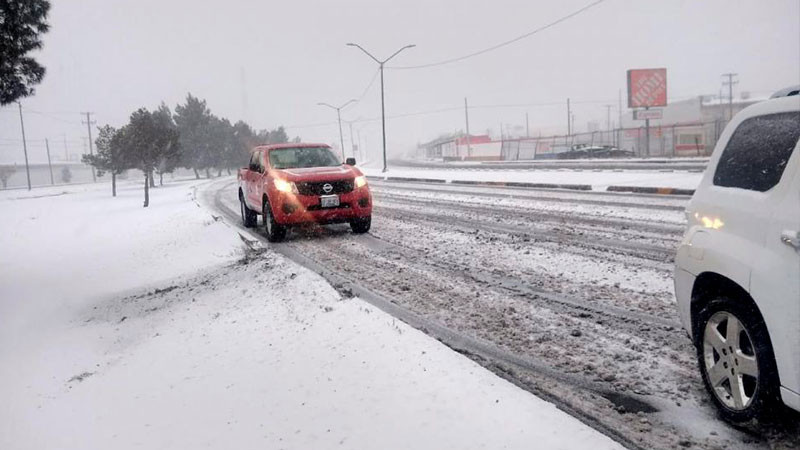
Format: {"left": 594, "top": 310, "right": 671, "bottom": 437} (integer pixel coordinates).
{"left": 237, "top": 143, "right": 372, "bottom": 242}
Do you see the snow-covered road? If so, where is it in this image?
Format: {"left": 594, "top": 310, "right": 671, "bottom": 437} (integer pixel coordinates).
{"left": 0, "top": 179, "right": 624, "bottom": 450}
{"left": 203, "top": 176, "right": 800, "bottom": 450}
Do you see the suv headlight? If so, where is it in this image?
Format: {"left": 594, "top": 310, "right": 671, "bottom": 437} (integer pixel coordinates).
{"left": 354, "top": 176, "right": 368, "bottom": 188}
{"left": 274, "top": 179, "right": 298, "bottom": 194}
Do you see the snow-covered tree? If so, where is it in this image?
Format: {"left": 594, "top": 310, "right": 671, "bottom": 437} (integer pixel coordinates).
{"left": 174, "top": 93, "right": 213, "bottom": 179}
{"left": 124, "top": 108, "right": 180, "bottom": 207}
{"left": 82, "top": 125, "right": 129, "bottom": 197}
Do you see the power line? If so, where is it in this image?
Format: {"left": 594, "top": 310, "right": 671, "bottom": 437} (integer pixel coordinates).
{"left": 388, "top": 0, "right": 607, "bottom": 70}
{"left": 356, "top": 69, "right": 380, "bottom": 103}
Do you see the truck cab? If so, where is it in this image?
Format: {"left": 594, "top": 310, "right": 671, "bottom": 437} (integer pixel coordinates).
{"left": 237, "top": 143, "right": 372, "bottom": 242}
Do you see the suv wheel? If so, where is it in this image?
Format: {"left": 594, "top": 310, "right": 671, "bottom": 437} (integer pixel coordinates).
{"left": 696, "top": 297, "right": 780, "bottom": 423}
{"left": 240, "top": 193, "right": 257, "bottom": 228}
{"left": 350, "top": 216, "right": 371, "bottom": 234}
{"left": 263, "top": 199, "right": 286, "bottom": 243}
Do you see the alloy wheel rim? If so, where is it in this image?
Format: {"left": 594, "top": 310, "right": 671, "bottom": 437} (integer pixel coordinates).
{"left": 703, "top": 311, "right": 759, "bottom": 410}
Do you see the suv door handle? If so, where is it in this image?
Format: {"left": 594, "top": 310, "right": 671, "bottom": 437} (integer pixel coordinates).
{"left": 781, "top": 230, "right": 800, "bottom": 249}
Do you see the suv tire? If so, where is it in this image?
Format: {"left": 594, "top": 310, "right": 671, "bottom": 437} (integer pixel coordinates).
{"left": 695, "top": 297, "right": 781, "bottom": 423}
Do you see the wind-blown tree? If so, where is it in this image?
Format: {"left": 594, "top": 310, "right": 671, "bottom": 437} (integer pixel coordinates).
{"left": 255, "top": 126, "right": 289, "bottom": 145}
{"left": 0, "top": 0, "right": 51, "bottom": 105}
{"left": 219, "top": 117, "right": 238, "bottom": 176}
{"left": 230, "top": 120, "right": 255, "bottom": 171}
{"left": 174, "top": 94, "right": 213, "bottom": 179}
{"left": 82, "top": 125, "right": 129, "bottom": 196}
{"left": 125, "top": 108, "right": 180, "bottom": 207}
{"left": 60, "top": 166, "right": 72, "bottom": 183}
{"left": 153, "top": 103, "right": 181, "bottom": 186}
{"left": 0, "top": 165, "right": 17, "bottom": 188}
{"left": 206, "top": 115, "right": 231, "bottom": 177}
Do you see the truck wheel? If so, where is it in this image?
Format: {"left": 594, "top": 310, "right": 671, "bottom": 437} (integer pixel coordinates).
{"left": 695, "top": 297, "right": 780, "bottom": 424}
{"left": 240, "top": 193, "right": 257, "bottom": 228}
{"left": 350, "top": 216, "right": 371, "bottom": 234}
{"left": 263, "top": 199, "right": 286, "bottom": 243}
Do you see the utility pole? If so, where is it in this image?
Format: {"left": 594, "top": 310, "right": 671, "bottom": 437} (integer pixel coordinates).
{"left": 464, "top": 97, "right": 472, "bottom": 157}
{"left": 618, "top": 89, "right": 623, "bottom": 148}
{"left": 525, "top": 112, "right": 530, "bottom": 138}
{"left": 348, "top": 121, "right": 356, "bottom": 160}
{"left": 356, "top": 129, "right": 363, "bottom": 162}
{"left": 17, "top": 102, "right": 31, "bottom": 190}
{"left": 644, "top": 106, "right": 651, "bottom": 157}
{"left": 45, "top": 138, "right": 54, "bottom": 185}
{"left": 317, "top": 100, "right": 356, "bottom": 161}
{"left": 605, "top": 105, "right": 612, "bottom": 132}
{"left": 82, "top": 112, "right": 97, "bottom": 182}
{"left": 347, "top": 42, "right": 416, "bottom": 173}
{"left": 566, "top": 98, "right": 571, "bottom": 136}
{"left": 722, "top": 73, "right": 738, "bottom": 122}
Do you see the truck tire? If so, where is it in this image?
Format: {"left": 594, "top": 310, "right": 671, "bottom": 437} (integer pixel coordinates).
{"left": 350, "top": 216, "right": 371, "bottom": 234}
{"left": 695, "top": 296, "right": 780, "bottom": 424}
{"left": 263, "top": 198, "right": 286, "bottom": 243}
{"left": 240, "top": 192, "right": 257, "bottom": 228}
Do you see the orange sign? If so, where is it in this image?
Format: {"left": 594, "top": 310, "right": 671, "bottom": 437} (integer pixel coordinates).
{"left": 627, "top": 68, "right": 667, "bottom": 108}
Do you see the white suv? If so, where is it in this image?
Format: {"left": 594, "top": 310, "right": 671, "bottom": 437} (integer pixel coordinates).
{"left": 675, "top": 88, "right": 800, "bottom": 423}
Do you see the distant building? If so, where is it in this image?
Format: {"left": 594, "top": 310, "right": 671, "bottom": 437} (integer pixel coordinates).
{"left": 418, "top": 134, "right": 502, "bottom": 161}
{"left": 618, "top": 93, "right": 767, "bottom": 156}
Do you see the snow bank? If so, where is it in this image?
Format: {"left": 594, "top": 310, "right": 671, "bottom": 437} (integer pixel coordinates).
{"left": 364, "top": 167, "right": 703, "bottom": 191}
{"left": 0, "top": 178, "right": 622, "bottom": 450}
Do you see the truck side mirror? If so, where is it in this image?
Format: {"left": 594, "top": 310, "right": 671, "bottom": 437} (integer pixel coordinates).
{"left": 345, "top": 157, "right": 356, "bottom": 166}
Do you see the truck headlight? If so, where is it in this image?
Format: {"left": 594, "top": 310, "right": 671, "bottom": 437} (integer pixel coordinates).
{"left": 274, "top": 179, "right": 298, "bottom": 194}
{"left": 354, "top": 176, "right": 367, "bottom": 188}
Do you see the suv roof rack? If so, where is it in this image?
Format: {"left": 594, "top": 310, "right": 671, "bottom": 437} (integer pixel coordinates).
{"left": 770, "top": 85, "right": 800, "bottom": 98}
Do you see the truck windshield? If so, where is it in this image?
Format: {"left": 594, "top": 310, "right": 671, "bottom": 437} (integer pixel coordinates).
{"left": 269, "top": 147, "right": 341, "bottom": 169}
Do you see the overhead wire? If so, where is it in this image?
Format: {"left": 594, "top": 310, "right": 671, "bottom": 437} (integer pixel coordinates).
{"left": 388, "top": 0, "right": 607, "bottom": 70}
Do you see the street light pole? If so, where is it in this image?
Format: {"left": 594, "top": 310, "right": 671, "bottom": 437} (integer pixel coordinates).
{"left": 346, "top": 42, "right": 416, "bottom": 173}
{"left": 317, "top": 99, "right": 356, "bottom": 161}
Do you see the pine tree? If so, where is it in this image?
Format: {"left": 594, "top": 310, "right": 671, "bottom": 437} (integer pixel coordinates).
{"left": 0, "top": 0, "right": 51, "bottom": 105}
{"left": 153, "top": 103, "right": 181, "bottom": 186}
{"left": 124, "top": 108, "right": 180, "bottom": 207}
{"left": 174, "top": 94, "right": 212, "bottom": 178}
{"left": 82, "top": 125, "right": 129, "bottom": 197}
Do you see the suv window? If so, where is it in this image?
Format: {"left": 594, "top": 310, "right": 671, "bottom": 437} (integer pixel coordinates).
{"left": 249, "top": 151, "right": 262, "bottom": 172}
{"left": 713, "top": 112, "right": 800, "bottom": 192}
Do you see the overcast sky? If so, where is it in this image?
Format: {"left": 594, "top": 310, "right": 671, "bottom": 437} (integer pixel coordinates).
{"left": 1, "top": 0, "right": 798, "bottom": 163}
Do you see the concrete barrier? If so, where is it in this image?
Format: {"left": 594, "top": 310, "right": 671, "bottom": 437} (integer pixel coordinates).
{"left": 606, "top": 185, "right": 695, "bottom": 196}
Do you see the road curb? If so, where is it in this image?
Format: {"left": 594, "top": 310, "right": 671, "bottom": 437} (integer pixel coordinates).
{"left": 450, "top": 180, "right": 592, "bottom": 191}
{"left": 367, "top": 176, "right": 446, "bottom": 184}
{"left": 606, "top": 185, "right": 695, "bottom": 196}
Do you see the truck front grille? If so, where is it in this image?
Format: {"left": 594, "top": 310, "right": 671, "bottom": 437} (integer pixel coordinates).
{"left": 296, "top": 179, "right": 354, "bottom": 196}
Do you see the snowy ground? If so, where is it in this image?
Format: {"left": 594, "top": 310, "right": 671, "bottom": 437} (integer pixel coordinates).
{"left": 204, "top": 176, "right": 800, "bottom": 449}
{"left": 0, "top": 179, "right": 622, "bottom": 449}
{"left": 362, "top": 167, "right": 703, "bottom": 191}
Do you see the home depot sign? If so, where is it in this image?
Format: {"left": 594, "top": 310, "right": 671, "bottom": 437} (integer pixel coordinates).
{"left": 627, "top": 68, "right": 667, "bottom": 108}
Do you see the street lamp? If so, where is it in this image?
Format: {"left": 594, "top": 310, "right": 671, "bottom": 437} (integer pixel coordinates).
{"left": 317, "top": 99, "right": 356, "bottom": 161}
{"left": 346, "top": 42, "right": 415, "bottom": 173}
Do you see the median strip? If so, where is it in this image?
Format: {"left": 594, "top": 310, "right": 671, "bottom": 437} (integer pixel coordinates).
{"left": 606, "top": 186, "right": 695, "bottom": 196}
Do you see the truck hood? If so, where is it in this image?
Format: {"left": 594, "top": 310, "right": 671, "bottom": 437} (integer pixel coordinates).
{"left": 275, "top": 165, "right": 361, "bottom": 182}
